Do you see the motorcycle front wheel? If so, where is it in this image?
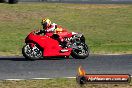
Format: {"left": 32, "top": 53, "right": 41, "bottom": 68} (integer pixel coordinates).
{"left": 71, "top": 43, "right": 89, "bottom": 59}
{"left": 22, "top": 44, "right": 43, "bottom": 60}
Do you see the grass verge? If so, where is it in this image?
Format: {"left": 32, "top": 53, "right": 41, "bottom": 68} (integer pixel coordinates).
{"left": 0, "top": 3, "right": 132, "bottom": 55}
{"left": 0, "top": 78, "right": 132, "bottom": 88}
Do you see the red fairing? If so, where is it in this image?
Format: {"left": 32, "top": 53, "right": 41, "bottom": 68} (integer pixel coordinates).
{"left": 25, "top": 31, "right": 72, "bottom": 57}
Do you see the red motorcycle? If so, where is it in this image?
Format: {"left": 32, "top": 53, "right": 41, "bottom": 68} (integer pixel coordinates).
{"left": 22, "top": 26, "right": 89, "bottom": 60}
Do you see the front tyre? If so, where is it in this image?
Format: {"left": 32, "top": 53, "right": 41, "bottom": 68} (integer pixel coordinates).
{"left": 22, "top": 44, "right": 43, "bottom": 60}
{"left": 71, "top": 43, "right": 89, "bottom": 59}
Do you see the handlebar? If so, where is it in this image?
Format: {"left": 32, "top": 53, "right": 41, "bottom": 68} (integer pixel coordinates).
{"left": 35, "top": 30, "right": 47, "bottom": 35}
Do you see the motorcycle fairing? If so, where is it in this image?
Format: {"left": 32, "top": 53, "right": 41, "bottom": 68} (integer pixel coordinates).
{"left": 25, "top": 32, "right": 72, "bottom": 57}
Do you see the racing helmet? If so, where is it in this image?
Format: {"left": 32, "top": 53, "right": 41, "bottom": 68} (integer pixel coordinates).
{"left": 41, "top": 18, "right": 51, "bottom": 29}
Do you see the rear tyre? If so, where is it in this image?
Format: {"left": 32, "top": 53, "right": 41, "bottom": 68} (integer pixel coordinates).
{"left": 71, "top": 43, "right": 89, "bottom": 59}
{"left": 22, "top": 44, "right": 43, "bottom": 60}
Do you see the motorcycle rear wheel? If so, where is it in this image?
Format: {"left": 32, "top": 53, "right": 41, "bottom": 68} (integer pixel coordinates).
{"left": 22, "top": 44, "right": 43, "bottom": 60}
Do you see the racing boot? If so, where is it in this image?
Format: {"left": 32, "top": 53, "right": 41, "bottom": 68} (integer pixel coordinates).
{"left": 60, "top": 41, "right": 67, "bottom": 48}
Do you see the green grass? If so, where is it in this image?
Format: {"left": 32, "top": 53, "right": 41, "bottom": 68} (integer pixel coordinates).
{"left": 0, "top": 3, "right": 132, "bottom": 55}
{"left": 0, "top": 78, "right": 132, "bottom": 88}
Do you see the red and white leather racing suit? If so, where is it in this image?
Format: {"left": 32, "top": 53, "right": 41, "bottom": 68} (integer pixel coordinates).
{"left": 45, "top": 23, "right": 72, "bottom": 43}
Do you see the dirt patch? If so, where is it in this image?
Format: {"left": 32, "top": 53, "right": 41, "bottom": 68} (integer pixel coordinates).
{"left": 65, "top": 4, "right": 130, "bottom": 10}
{"left": 0, "top": 10, "right": 48, "bottom": 22}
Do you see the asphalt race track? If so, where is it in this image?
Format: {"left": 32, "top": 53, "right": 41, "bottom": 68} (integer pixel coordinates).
{"left": 0, "top": 54, "right": 132, "bottom": 79}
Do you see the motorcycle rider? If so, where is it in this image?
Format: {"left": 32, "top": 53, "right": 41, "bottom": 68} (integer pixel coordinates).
{"left": 39, "top": 18, "right": 67, "bottom": 48}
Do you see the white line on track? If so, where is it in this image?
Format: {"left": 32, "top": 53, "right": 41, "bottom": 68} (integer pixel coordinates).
{"left": 4, "top": 77, "right": 76, "bottom": 81}
{"left": 3, "top": 76, "right": 132, "bottom": 81}
{"left": 5, "top": 79, "right": 25, "bottom": 81}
